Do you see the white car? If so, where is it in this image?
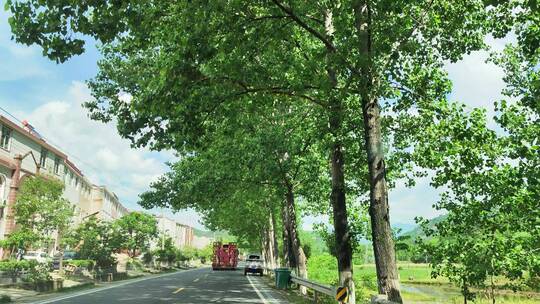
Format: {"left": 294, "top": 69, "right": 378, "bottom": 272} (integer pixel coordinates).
{"left": 22, "top": 251, "right": 50, "bottom": 263}
{"left": 244, "top": 254, "right": 264, "bottom": 276}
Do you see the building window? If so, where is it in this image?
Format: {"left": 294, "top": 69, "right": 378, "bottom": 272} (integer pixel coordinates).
{"left": 54, "top": 157, "right": 60, "bottom": 174}
{"left": 39, "top": 148, "right": 48, "bottom": 168}
{"left": 0, "top": 125, "right": 11, "bottom": 150}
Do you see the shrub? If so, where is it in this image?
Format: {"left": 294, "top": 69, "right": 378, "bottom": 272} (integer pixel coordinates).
{"left": 142, "top": 251, "right": 154, "bottom": 265}
{"left": 302, "top": 242, "right": 312, "bottom": 260}
{"left": 0, "top": 260, "right": 34, "bottom": 282}
{"left": 0, "top": 295, "right": 11, "bottom": 303}
{"left": 359, "top": 273, "right": 378, "bottom": 291}
{"left": 127, "top": 259, "right": 144, "bottom": 271}
{"left": 306, "top": 254, "right": 338, "bottom": 285}
{"left": 23, "top": 263, "right": 51, "bottom": 284}
{"left": 68, "top": 260, "right": 94, "bottom": 270}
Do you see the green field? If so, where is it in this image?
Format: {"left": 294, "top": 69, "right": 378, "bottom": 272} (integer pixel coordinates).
{"left": 306, "top": 255, "right": 540, "bottom": 303}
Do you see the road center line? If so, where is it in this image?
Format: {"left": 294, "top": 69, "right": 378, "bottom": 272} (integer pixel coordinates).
{"left": 247, "top": 275, "right": 269, "bottom": 304}
{"left": 173, "top": 287, "right": 184, "bottom": 294}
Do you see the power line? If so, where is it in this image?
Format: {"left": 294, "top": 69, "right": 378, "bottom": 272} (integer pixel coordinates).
{"left": 0, "top": 104, "right": 103, "bottom": 177}
{"left": 0, "top": 105, "right": 23, "bottom": 124}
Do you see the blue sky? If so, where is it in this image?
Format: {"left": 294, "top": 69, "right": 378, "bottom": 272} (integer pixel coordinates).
{"left": 0, "top": 9, "right": 510, "bottom": 232}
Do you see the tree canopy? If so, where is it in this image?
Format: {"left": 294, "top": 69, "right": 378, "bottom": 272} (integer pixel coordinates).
{"left": 6, "top": 0, "right": 538, "bottom": 302}
{"left": 114, "top": 212, "right": 158, "bottom": 258}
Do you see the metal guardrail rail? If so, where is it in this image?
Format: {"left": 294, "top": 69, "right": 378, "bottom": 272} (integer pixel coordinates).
{"left": 265, "top": 267, "right": 339, "bottom": 303}
{"left": 290, "top": 273, "right": 336, "bottom": 297}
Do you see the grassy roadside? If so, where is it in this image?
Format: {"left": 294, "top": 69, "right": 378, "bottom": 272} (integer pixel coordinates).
{"left": 305, "top": 255, "right": 540, "bottom": 303}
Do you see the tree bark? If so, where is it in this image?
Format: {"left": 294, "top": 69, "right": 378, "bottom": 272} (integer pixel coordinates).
{"left": 354, "top": 1, "right": 402, "bottom": 302}
{"left": 261, "top": 231, "right": 269, "bottom": 270}
{"left": 324, "top": 9, "right": 356, "bottom": 304}
{"left": 328, "top": 106, "right": 356, "bottom": 304}
{"left": 57, "top": 230, "right": 65, "bottom": 276}
{"left": 266, "top": 212, "right": 278, "bottom": 269}
{"left": 271, "top": 210, "right": 280, "bottom": 267}
{"left": 362, "top": 79, "right": 403, "bottom": 302}
{"left": 281, "top": 203, "right": 294, "bottom": 268}
{"left": 285, "top": 185, "right": 308, "bottom": 294}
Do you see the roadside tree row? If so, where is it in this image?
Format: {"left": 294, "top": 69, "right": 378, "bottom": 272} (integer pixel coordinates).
{"left": 5, "top": 0, "right": 540, "bottom": 302}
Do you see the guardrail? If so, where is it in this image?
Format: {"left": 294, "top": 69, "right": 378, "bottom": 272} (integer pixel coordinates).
{"left": 265, "top": 267, "right": 340, "bottom": 303}
{"left": 264, "top": 267, "right": 396, "bottom": 304}
{"left": 289, "top": 273, "right": 337, "bottom": 303}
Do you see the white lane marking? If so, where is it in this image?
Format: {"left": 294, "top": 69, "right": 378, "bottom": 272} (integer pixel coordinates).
{"left": 247, "top": 275, "right": 269, "bottom": 304}
{"left": 31, "top": 268, "right": 205, "bottom": 304}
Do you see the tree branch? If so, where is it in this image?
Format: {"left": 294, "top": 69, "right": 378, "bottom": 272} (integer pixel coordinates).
{"left": 270, "top": 0, "right": 336, "bottom": 52}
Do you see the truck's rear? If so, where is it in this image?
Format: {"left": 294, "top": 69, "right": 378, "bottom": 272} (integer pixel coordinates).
{"left": 212, "top": 242, "right": 239, "bottom": 270}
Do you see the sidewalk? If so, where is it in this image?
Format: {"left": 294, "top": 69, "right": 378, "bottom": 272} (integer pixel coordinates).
{"left": 0, "top": 288, "right": 37, "bottom": 302}
{"left": 0, "top": 276, "right": 93, "bottom": 303}
{"left": 10, "top": 271, "right": 187, "bottom": 303}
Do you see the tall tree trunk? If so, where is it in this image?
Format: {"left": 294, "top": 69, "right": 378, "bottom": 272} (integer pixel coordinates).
{"left": 271, "top": 210, "right": 280, "bottom": 267}
{"left": 281, "top": 203, "right": 294, "bottom": 268}
{"left": 266, "top": 212, "right": 278, "bottom": 269}
{"left": 329, "top": 107, "right": 356, "bottom": 304}
{"left": 324, "top": 9, "right": 356, "bottom": 304}
{"left": 362, "top": 81, "right": 403, "bottom": 302}
{"left": 354, "top": 1, "right": 402, "bottom": 302}
{"left": 285, "top": 185, "right": 308, "bottom": 294}
{"left": 361, "top": 78, "right": 403, "bottom": 302}
{"left": 261, "top": 231, "right": 269, "bottom": 270}
{"left": 262, "top": 225, "right": 273, "bottom": 271}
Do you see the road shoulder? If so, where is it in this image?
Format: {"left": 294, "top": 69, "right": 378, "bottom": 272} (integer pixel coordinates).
{"left": 15, "top": 269, "right": 198, "bottom": 304}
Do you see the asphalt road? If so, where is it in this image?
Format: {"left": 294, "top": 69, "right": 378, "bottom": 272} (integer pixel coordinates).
{"left": 27, "top": 267, "right": 289, "bottom": 304}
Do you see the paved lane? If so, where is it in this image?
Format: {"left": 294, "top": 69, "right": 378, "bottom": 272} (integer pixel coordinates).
{"left": 27, "top": 268, "right": 288, "bottom": 304}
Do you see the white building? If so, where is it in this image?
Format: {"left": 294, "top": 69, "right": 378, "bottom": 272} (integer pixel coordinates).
{"left": 87, "top": 186, "right": 129, "bottom": 222}
{"left": 153, "top": 215, "right": 194, "bottom": 250}
{"left": 192, "top": 235, "right": 213, "bottom": 250}
{"left": 0, "top": 115, "right": 130, "bottom": 256}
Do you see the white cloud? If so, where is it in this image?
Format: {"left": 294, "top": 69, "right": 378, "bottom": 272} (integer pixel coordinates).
{"left": 446, "top": 34, "right": 516, "bottom": 126}
{"left": 389, "top": 177, "right": 445, "bottom": 225}
{"left": 18, "top": 81, "right": 177, "bottom": 212}
{"left": 446, "top": 51, "right": 505, "bottom": 115}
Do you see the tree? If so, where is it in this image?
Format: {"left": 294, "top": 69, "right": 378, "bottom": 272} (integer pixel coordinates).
{"left": 113, "top": 212, "right": 158, "bottom": 258}
{"left": 198, "top": 244, "right": 214, "bottom": 264}
{"left": 65, "top": 217, "right": 122, "bottom": 269}
{"left": 155, "top": 237, "right": 177, "bottom": 265}
{"left": 408, "top": 98, "right": 539, "bottom": 303}
{"left": 392, "top": 229, "right": 411, "bottom": 262}
{"left": 1, "top": 175, "right": 74, "bottom": 257}
{"left": 6, "top": 1, "right": 498, "bottom": 301}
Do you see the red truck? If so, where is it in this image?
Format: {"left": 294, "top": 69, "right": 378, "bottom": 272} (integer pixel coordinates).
{"left": 212, "top": 242, "right": 239, "bottom": 270}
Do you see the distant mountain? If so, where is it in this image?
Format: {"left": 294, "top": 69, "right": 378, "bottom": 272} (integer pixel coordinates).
{"left": 392, "top": 222, "right": 417, "bottom": 234}
{"left": 193, "top": 228, "right": 231, "bottom": 240}
{"left": 300, "top": 230, "right": 328, "bottom": 256}
{"left": 402, "top": 214, "right": 447, "bottom": 239}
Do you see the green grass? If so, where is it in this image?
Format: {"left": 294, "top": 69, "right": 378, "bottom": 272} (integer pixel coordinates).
{"left": 305, "top": 255, "right": 540, "bottom": 303}
{"left": 355, "top": 263, "right": 448, "bottom": 284}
